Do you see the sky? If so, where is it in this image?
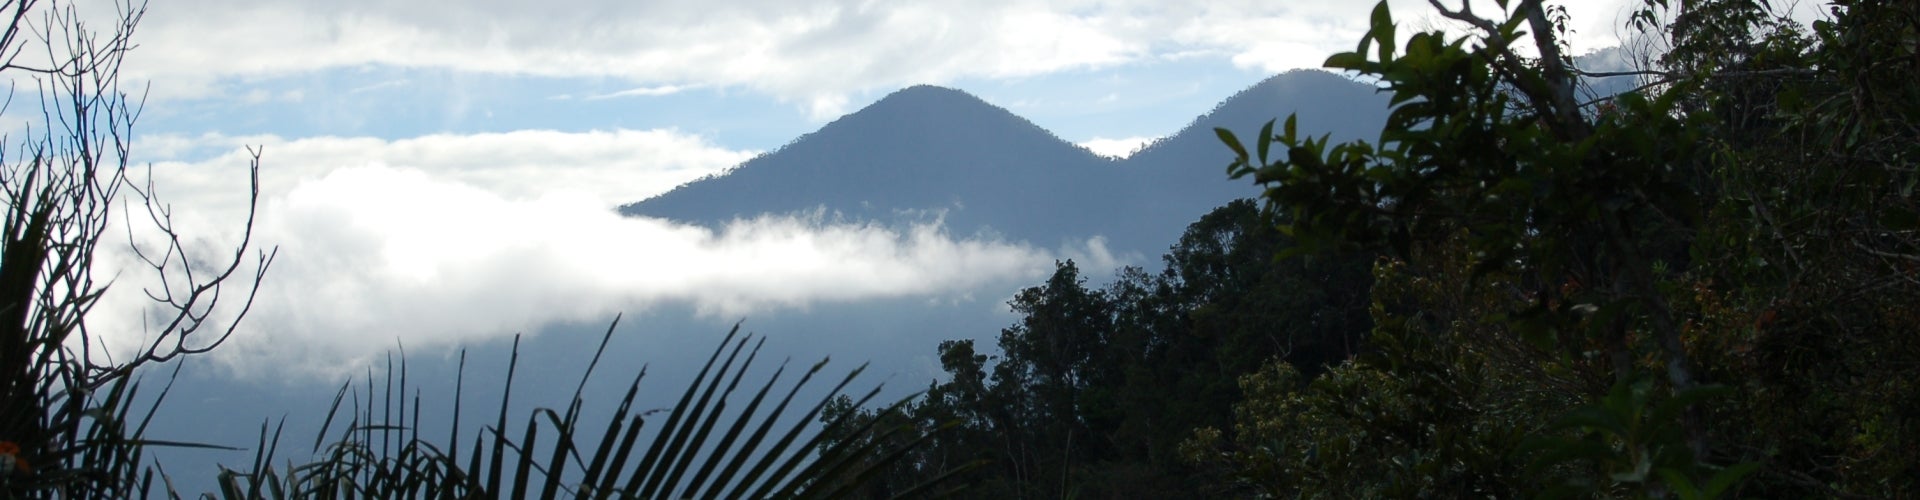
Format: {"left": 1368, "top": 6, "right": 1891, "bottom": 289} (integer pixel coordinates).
{"left": 25, "top": 0, "right": 1688, "bottom": 378}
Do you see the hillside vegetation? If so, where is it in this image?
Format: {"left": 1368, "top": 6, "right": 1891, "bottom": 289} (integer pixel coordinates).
{"left": 3, "top": 0, "right": 1913, "bottom": 497}
{"left": 823, "top": 0, "right": 1920, "bottom": 497}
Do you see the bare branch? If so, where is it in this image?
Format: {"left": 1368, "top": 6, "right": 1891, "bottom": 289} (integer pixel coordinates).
{"left": 0, "top": 1, "right": 271, "bottom": 492}
{"left": 1575, "top": 69, "right": 1672, "bottom": 78}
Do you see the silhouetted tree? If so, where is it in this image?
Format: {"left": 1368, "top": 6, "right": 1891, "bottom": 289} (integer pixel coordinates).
{"left": 0, "top": 0, "right": 273, "bottom": 496}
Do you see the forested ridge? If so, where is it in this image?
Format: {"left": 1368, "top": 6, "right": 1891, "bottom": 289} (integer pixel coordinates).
{"left": 820, "top": 200, "right": 1377, "bottom": 498}
{"left": 820, "top": 0, "right": 1920, "bottom": 497}
{"left": 3, "top": 0, "right": 1913, "bottom": 496}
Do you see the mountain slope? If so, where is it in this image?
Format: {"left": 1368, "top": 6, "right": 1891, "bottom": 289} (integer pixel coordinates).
{"left": 620, "top": 85, "right": 1131, "bottom": 248}
{"left": 621, "top": 71, "right": 1393, "bottom": 256}
{"left": 1119, "top": 70, "right": 1392, "bottom": 249}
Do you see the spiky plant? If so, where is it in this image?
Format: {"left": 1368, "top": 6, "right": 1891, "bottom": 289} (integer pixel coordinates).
{"left": 1, "top": 1, "right": 272, "bottom": 497}
{"left": 204, "top": 317, "right": 964, "bottom": 499}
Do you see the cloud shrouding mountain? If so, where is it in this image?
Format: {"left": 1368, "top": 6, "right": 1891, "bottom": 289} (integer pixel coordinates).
{"left": 87, "top": 130, "right": 1106, "bottom": 377}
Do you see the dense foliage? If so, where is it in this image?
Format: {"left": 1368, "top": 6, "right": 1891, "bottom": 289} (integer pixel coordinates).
{"left": 832, "top": 0, "right": 1917, "bottom": 497}
{"left": 8, "top": 0, "right": 1913, "bottom": 496}
{"left": 1206, "top": 0, "right": 1918, "bottom": 496}
{"left": 820, "top": 200, "right": 1377, "bottom": 498}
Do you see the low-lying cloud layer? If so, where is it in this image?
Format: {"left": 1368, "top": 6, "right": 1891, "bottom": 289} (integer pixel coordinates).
{"left": 90, "top": 130, "right": 1109, "bottom": 377}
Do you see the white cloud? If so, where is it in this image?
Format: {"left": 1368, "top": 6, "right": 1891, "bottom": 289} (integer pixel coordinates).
{"left": 1078, "top": 136, "right": 1155, "bottom": 159}
{"left": 111, "top": 0, "right": 1655, "bottom": 110}
{"left": 86, "top": 130, "right": 1108, "bottom": 377}
{"left": 587, "top": 84, "right": 699, "bottom": 100}
{"left": 133, "top": 129, "right": 757, "bottom": 206}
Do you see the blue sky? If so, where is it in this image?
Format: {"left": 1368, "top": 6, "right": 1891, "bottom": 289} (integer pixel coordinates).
{"left": 126, "top": 0, "right": 1658, "bottom": 154}
{"left": 44, "top": 0, "right": 1688, "bottom": 377}
{"left": 138, "top": 54, "right": 1279, "bottom": 156}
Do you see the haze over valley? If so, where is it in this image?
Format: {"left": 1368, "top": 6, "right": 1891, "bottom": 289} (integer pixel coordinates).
{"left": 120, "top": 66, "right": 1399, "bottom": 491}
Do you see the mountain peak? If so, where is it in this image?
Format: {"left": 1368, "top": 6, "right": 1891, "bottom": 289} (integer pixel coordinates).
{"left": 889, "top": 84, "right": 974, "bottom": 98}
{"left": 843, "top": 84, "right": 1009, "bottom": 126}
{"left": 1130, "top": 69, "right": 1386, "bottom": 163}
{"left": 803, "top": 83, "right": 1082, "bottom": 162}
{"left": 621, "top": 72, "right": 1389, "bottom": 254}
{"left": 620, "top": 82, "right": 1120, "bottom": 246}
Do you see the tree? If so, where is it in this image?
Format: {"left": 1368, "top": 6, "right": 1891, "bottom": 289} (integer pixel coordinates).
{"left": 1182, "top": 236, "right": 1579, "bottom": 497}
{"left": 0, "top": 0, "right": 272, "bottom": 495}
{"left": 1216, "top": 0, "right": 1916, "bottom": 495}
{"left": 1222, "top": 0, "right": 1713, "bottom": 396}
{"left": 830, "top": 202, "right": 1379, "bottom": 498}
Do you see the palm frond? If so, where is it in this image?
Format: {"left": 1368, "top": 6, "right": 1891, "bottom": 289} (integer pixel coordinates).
{"left": 209, "top": 318, "right": 956, "bottom": 499}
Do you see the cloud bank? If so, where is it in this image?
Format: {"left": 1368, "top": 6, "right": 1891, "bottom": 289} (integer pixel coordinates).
{"left": 133, "top": 129, "right": 755, "bottom": 205}
{"left": 88, "top": 130, "right": 1106, "bottom": 377}
{"left": 123, "top": 0, "right": 1654, "bottom": 116}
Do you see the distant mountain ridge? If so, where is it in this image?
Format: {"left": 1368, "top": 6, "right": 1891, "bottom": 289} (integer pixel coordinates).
{"left": 620, "top": 70, "right": 1393, "bottom": 255}
{"left": 1118, "top": 70, "right": 1393, "bottom": 248}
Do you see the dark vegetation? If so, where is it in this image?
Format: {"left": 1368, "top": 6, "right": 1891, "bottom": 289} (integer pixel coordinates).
{"left": 824, "top": 0, "right": 1920, "bottom": 497}
{"left": 1, "top": 0, "right": 274, "bottom": 496}
{"left": 5, "top": 0, "right": 1916, "bottom": 497}
{"left": 819, "top": 200, "right": 1375, "bottom": 498}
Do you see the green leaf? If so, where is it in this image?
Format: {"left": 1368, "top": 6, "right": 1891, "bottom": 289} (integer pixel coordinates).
{"left": 1556, "top": 406, "right": 1629, "bottom": 436}
{"left": 1370, "top": 0, "right": 1395, "bottom": 61}
{"left": 1256, "top": 120, "right": 1276, "bottom": 164}
{"left": 1661, "top": 469, "right": 1704, "bottom": 500}
{"left": 1216, "top": 128, "right": 1249, "bottom": 160}
{"left": 1703, "top": 462, "right": 1759, "bottom": 498}
{"left": 1325, "top": 51, "right": 1367, "bottom": 70}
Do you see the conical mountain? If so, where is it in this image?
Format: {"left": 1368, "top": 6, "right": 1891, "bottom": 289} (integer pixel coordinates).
{"left": 1119, "top": 70, "right": 1391, "bottom": 249}
{"left": 621, "top": 85, "right": 1130, "bottom": 247}
{"left": 622, "top": 72, "right": 1392, "bottom": 256}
